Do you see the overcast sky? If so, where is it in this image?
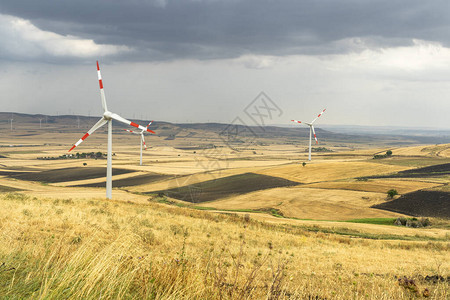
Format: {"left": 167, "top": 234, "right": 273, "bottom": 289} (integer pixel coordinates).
{"left": 0, "top": 0, "right": 449, "bottom": 128}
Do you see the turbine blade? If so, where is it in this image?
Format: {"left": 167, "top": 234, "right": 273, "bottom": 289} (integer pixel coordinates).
{"left": 124, "top": 129, "right": 140, "bottom": 134}
{"left": 141, "top": 120, "right": 155, "bottom": 134}
{"left": 311, "top": 108, "right": 326, "bottom": 124}
{"left": 109, "top": 113, "right": 153, "bottom": 132}
{"left": 291, "top": 119, "right": 302, "bottom": 124}
{"left": 142, "top": 135, "right": 147, "bottom": 150}
{"left": 311, "top": 126, "right": 318, "bottom": 144}
{"left": 140, "top": 120, "right": 156, "bottom": 134}
{"left": 69, "top": 117, "right": 107, "bottom": 151}
{"left": 97, "top": 61, "right": 108, "bottom": 112}
{"left": 124, "top": 129, "right": 142, "bottom": 136}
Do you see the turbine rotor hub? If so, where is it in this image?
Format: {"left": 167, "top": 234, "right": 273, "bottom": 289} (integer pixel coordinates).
{"left": 103, "top": 111, "right": 113, "bottom": 120}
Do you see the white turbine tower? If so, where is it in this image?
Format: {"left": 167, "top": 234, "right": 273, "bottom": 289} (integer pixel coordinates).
{"left": 69, "top": 61, "right": 153, "bottom": 199}
{"left": 10, "top": 113, "right": 13, "bottom": 131}
{"left": 124, "top": 121, "right": 155, "bottom": 166}
{"left": 291, "top": 108, "right": 326, "bottom": 161}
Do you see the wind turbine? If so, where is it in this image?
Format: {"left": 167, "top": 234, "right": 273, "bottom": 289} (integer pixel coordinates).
{"left": 69, "top": 61, "right": 153, "bottom": 199}
{"left": 291, "top": 108, "right": 326, "bottom": 161}
{"left": 124, "top": 121, "right": 155, "bottom": 166}
{"left": 10, "top": 113, "right": 13, "bottom": 131}
{"left": 38, "top": 118, "right": 43, "bottom": 129}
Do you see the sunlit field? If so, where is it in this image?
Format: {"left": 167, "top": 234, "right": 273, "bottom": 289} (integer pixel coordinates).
{"left": 0, "top": 123, "right": 449, "bottom": 299}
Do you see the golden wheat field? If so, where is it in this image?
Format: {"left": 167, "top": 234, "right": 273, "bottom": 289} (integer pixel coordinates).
{"left": 0, "top": 126, "right": 449, "bottom": 299}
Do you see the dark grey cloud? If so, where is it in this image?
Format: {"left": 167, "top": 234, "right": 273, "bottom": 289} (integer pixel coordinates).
{"left": 0, "top": 0, "right": 449, "bottom": 62}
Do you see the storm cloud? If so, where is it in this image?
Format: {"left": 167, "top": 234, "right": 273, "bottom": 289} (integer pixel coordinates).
{"left": 0, "top": 1, "right": 449, "bottom": 129}
{"left": 1, "top": 0, "right": 449, "bottom": 62}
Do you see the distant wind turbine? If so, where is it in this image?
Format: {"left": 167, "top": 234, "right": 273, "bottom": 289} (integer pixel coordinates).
{"left": 69, "top": 61, "right": 153, "bottom": 199}
{"left": 39, "top": 118, "right": 43, "bottom": 129}
{"left": 291, "top": 108, "right": 326, "bottom": 161}
{"left": 124, "top": 121, "right": 155, "bottom": 166}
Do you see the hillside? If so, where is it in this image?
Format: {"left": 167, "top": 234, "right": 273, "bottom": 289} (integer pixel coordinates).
{"left": 0, "top": 121, "right": 449, "bottom": 298}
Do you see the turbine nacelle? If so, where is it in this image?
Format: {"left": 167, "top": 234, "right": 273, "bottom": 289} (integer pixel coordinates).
{"left": 103, "top": 111, "right": 113, "bottom": 120}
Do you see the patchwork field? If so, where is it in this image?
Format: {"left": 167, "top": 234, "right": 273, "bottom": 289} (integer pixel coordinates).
{"left": 0, "top": 122, "right": 449, "bottom": 299}
{"left": 1, "top": 131, "right": 449, "bottom": 220}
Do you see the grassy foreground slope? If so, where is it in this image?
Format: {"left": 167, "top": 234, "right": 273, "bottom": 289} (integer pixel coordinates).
{"left": 0, "top": 193, "right": 448, "bottom": 299}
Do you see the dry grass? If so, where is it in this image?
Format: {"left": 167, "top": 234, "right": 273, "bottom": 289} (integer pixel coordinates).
{"left": 0, "top": 193, "right": 448, "bottom": 299}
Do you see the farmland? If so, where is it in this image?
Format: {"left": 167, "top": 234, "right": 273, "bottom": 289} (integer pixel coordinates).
{"left": 0, "top": 115, "right": 449, "bottom": 298}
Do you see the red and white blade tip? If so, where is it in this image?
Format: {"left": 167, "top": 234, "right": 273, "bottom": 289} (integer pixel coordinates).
{"left": 96, "top": 61, "right": 100, "bottom": 70}
{"left": 68, "top": 132, "right": 90, "bottom": 152}
{"left": 291, "top": 120, "right": 301, "bottom": 123}
{"left": 317, "top": 109, "right": 326, "bottom": 117}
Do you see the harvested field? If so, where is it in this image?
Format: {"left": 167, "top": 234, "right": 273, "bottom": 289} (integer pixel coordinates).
{"left": 367, "top": 163, "right": 450, "bottom": 179}
{"left": 374, "top": 157, "right": 450, "bottom": 167}
{"left": 420, "top": 144, "right": 450, "bottom": 157}
{"left": 256, "top": 161, "right": 408, "bottom": 183}
{"left": 0, "top": 185, "right": 23, "bottom": 192}
{"left": 6, "top": 167, "right": 134, "bottom": 183}
{"left": 303, "top": 179, "right": 441, "bottom": 194}
{"left": 373, "top": 191, "right": 450, "bottom": 218}
{"left": 400, "top": 163, "right": 450, "bottom": 174}
{"left": 154, "top": 172, "right": 300, "bottom": 203}
{"left": 391, "top": 145, "right": 447, "bottom": 157}
{"left": 0, "top": 170, "right": 31, "bottom": 176}
{"left": 208, "top": 186, "right": 401, "bottom": 220}
{"left": 75, "top": 172, "right": 172, "bottom": 187}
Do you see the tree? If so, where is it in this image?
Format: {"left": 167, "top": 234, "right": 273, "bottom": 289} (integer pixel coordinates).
{"left": 83, "top": 162, "right": 87, "bottom": 166}
{"left": 302, "top": 162, "right": 306, "bottom": 167}
{"left": 387, "top": 189, "right": 398, "bottom": 199}
{"left": 386, "top": 150, "right": 392, "bottom": 156}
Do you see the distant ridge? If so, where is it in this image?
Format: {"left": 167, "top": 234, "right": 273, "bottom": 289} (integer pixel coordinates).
{"left": 1, "top": 112, "right": 450, "bottom": 144}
